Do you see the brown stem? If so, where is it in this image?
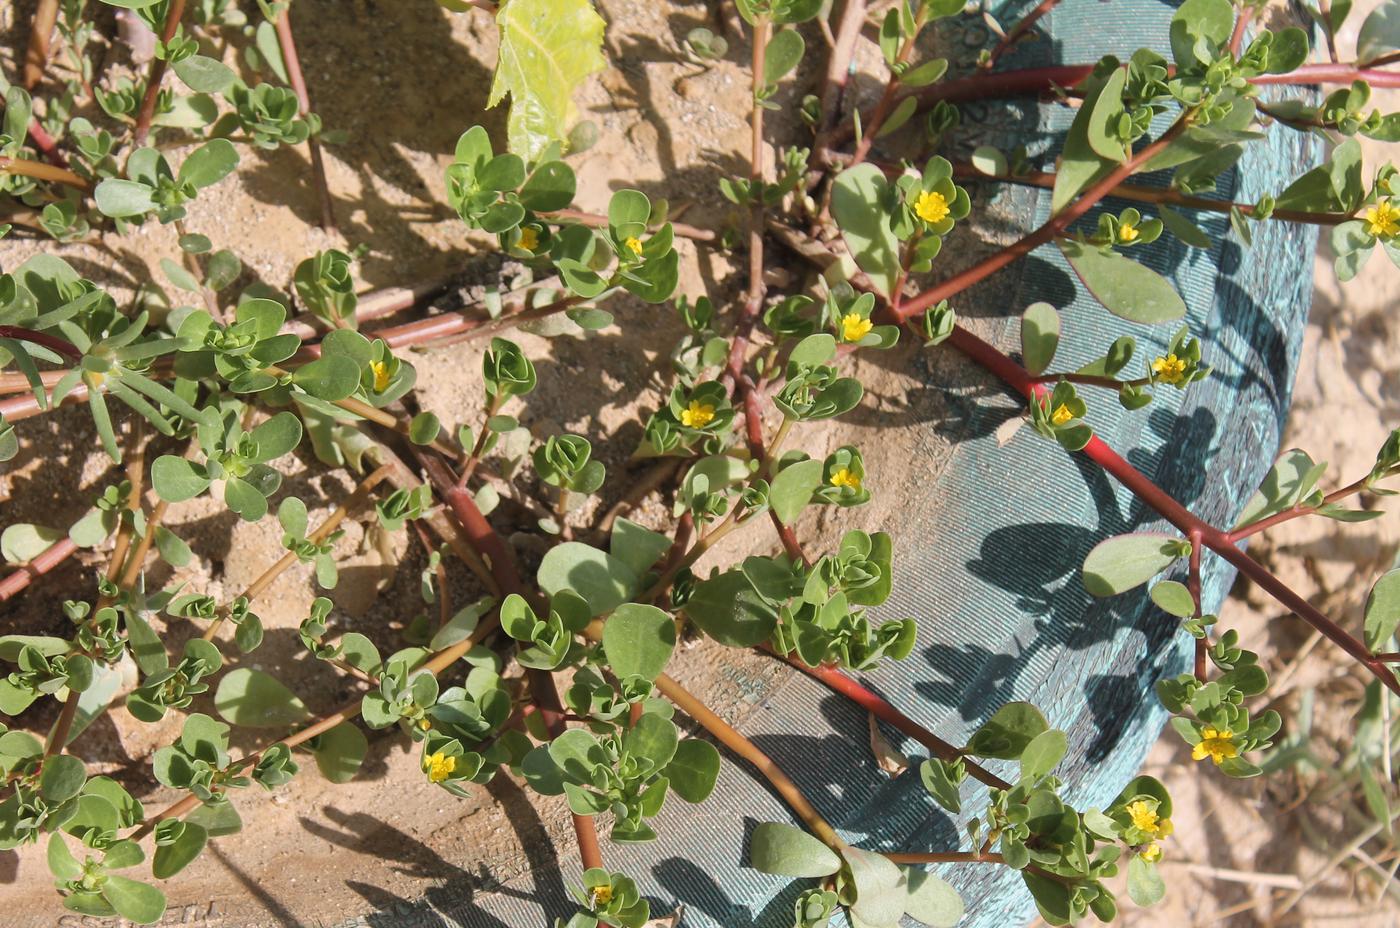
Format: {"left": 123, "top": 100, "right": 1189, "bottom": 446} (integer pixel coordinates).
{"left": 0, "top": 156, "right": 89, "bottom": 191}
{"left": 132, "top": 0, "right": 187, "bottom": 146}
{"left": 131, "top": 614, "right": 500, "bottom": 842}
{"left": 1187, "top": 529, "right": 1206, "bottom": 682}
{"left": 23, "top": 0, "right": 61, "bottom": 89}
{"left": 941, "top": 323, "right": 1400, "bottom": 697}
{"left": 653, "top": 671, "right": 843, "bottom": 848}
{"left": 769, "top": 648, "right": 1009, "bottom": 789}
{"left": 1227, "top": 474, "right": 1378, "bottom": 542}
{"left": 543, "top": 208, "right": 717, "bottom": 244}
{"left": 273, "top": 3, "right": 336, "bottom": 231}
{"left": 886, "top": 850, "right": 1007, "bottom": 864}
{"left": 46, "top": 428, "right": 147, "bottom": 756}
{"left": 173, "top": 219, "right": 222, "bottom": 322}
{"left": 847, "top": 10, "right": 925, "bottom": 168}
{"left": 983, "top": 0, "right": 1062, "bottom": 70}
{"left": 815, "top": 0, "right": 866, "bottom": 149}
{"left": 203, "top": 465, "right": 390, "bottom": 641}
{"left": 950, "top": 163, "right": 1351, "bottom": 226}
{"left": 0, "top": 325, "right": 83, "bottom": 361}
{"left": 826, "top": 62, "right": 1400, "bottom": 148}
{"left": 0, "top": 535, "right": 79, "bottom": 602}
{"left": 895, "top": 116, "right": 1191, "bottom": 321}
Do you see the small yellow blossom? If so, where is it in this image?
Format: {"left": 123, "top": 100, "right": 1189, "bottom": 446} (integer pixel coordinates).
{"left": 417, "top": 718, "right": 432, "bottom": 731}
{"left": 830, "top": 467, "right": 862, "bottom": 491}
{"left": 1140, "top": 843, "right": 1162, "bottom": 863}
{"left": 424, "top": 751, "right": 455, "bottom": 783}
{"left": 1365, "top": 199, "right": 1400, "bottom": 239}
{"left": 1126, "top": 800, "right": 1164, "bottom": 835}
{"left": 624, "top": 236, "right": 644, "bottom": 256}
{"left": 591, "top": 884, "right": 614, "bottom": 906}
{"left": 914, "top": 190, "right": 950, "bottom": 224}
{"left": 370, "top": 360, "right": 392, "bottom": 392}
{"left": 841, "top": 312, "right": 873, "bottom": 343}
{"left": 1050, "top": 403, "right": 1074, "bottom": 426}
{"left": 1119, "top": 221, "right": 1140, "bottom": 242}
{"left": 1191, "top": 727, "right": 1238, "bottom": 765}
{"left": 680, "top": 400, "right": 716, "bottom": 429}
{"left": 1152, "top": 353, "right": 1187, "bottom": 384}
{"left": 517, "top": 226, "right": 539, "bottom": 251}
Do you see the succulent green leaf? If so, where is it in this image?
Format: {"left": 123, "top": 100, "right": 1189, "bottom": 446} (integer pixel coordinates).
{"left": 1020, "top": 302, "right": 1061, "bottom": 376}
{"left": 1060, "top": 239, "right": 1187, "bottom": 324}
{"left": 537, "top": 542, "right": 640, "bottom": 615}
{"left": 967, "top": 702, "right": 1049, "bottom": 759}
{"left": 1082, "top": 532, "right": 1187, "bottom": 596}
{"left": 214, "top": 668, "right": 311, "bottom": 728}
{"left": 488, "top": 0, "right": 607, "bottom": 160}
{"left": 684, "top": 570, "right": 778, "bottom": 648}
{"left": 311, "top": 722, "right": 368, "bottom": 784}
{"left": 831, "top": 163, "right": 901, "bottom": 296}
{"left": 602, "top": 603, "right": 676, "bottom": 682}
{"left": 748, "top": 821, "right": 841, "bottom": 878}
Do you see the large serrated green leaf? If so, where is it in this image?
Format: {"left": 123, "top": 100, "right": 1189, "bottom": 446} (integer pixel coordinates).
{"left": 489, "top": 0, "right": 607, "bottom": 160}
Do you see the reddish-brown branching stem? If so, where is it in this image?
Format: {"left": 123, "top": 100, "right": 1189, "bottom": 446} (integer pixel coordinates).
{"left": 273, "top": 4, "right": 336, "bottom": 231}
{"left": 132, "top": 0, "right": 187, "bottom": 146}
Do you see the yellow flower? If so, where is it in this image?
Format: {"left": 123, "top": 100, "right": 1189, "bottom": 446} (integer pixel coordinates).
{"left": 624, "top": 236, "right": 644, "bottom": 256}
{"left": 591, "top": 884, "right": 613, "bottom": 906}
{"left": 680, "top": 400, "right": 715, "bottom": 429}
{"left": 830, "top": 467, "right": 861, "bottom": 491}
{"left": 370, "top": 360, "right": 392, "bottom": 392}
{"left": 1126, "top": 800, "right": 1164, "bottom": 835}
{"left": 517, "top": 226, "right": 539, "bottom": 251}
{"left": 424, "top": 751, "right": 455, "bottom": 783}
{"left": 417, "top": 718, "right": 432, "bottom": 731}
{"left": 1119, "top": 221, "right": 1140, "bottom": 242}
{"left": 1152, "top": 353, "right": 1187, "bottom": 384}
{"left": 1140, "top": 842, "right": 1162, "bottom": 863}
{"left": 1365, "top": 199, "right": 1400, "bottom": 239}
{"left": 1191, "top": 727, "right": 1238, "bottom": 765}
{"left": 1050, "top": 403, "right": 1074, "bottom": 426}
{"left": 840, "top": 312, "right": 873, "bottom": 343}
{"left": 914, "top": 190, "right": 950, "bottom": 224}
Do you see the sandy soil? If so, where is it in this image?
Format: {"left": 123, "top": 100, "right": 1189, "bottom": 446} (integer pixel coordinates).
{"left": 1, "top": 0, "right": 1397, "bottom": 926}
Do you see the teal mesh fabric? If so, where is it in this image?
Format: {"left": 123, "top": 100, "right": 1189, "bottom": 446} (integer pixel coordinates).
{"left": 363, "top": 3, "right": 1318, "bottom": 926}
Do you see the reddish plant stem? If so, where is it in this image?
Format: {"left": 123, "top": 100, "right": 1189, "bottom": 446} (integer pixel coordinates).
{"left": 942, "top": 324, "right": 1400, "bottom": 696}
{"left": 895, "top": 118, "right": 1190, "bottom": 321}
{"left": 273, "top": 3, "right": 336, "bottom": 231}
{"left": 949, "top": 163, "right": 1351, "bottom": 226}
{"left": 46, "top": 430, "right": 146, "bottom": 757}
{"left": 25, "top": 120, "right": 69, "bottom": 168}
{"left": 846, "top": 9, "right": 925, "bottom": 168}
{"left": 742, "top": 391, "right": 808, "bottom": 565}
{"left": 132, "top": 0, "right": 187, "bottom": 146}
{"left": 982, "top": 0, "right": 1062, "bottom": 70}
{"left": 814, "top": 0, "right": 866, "bottom": 154}
{"left": 826, "top": 62, "right": 1400, "bottom": 147}
{"left": 0, "top": 325, "right": 82, "bottom": 361}
{"left": 441, "top": 471, "right": 603, "bottom": 870}
{"left": 23, "top": 0, "right": 61, "bottom": 89}
{"left": 1227, "top": 474, "right": 1377, "bottom": 542}
{"left": 0, "top": 535, "right": 79, "bottom": 602}
{"left": 770, "top": 647, "right": 1010, "bottom": 789}
{"left": 1228, "top": 10, "right": 1251, "bottom": 56}
{"left": 1187, "top": 529, "right": 1206, "bottom": 682}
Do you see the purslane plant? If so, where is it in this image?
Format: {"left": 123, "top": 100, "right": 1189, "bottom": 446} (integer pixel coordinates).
{"left": 2, "top": 0, "right": 1400, "bottom": 925}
